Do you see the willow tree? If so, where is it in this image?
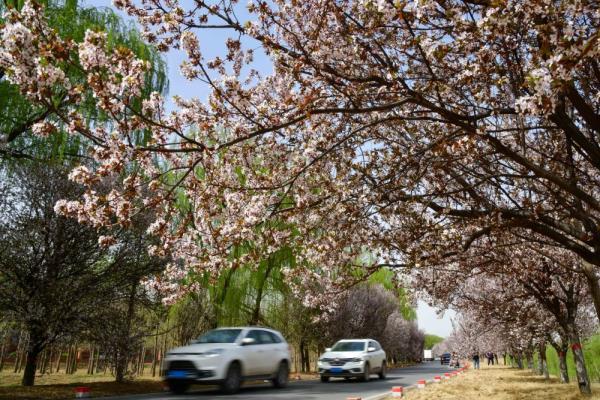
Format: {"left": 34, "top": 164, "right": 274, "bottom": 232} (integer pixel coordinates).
{"left": 0, "top": 0, "right": 167, "bottom": 161}
{"left": 0, "top": 0, "right": 167, "bottom": 387}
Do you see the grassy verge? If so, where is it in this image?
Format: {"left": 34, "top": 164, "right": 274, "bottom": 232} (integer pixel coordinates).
{"left": 0, "top": 370, "right": 163, "bottom": 400}
{"left": 395, "top": 365, "right": 600, "bottom": 400}
{"left": 538, "top": 333, "right": 600, "bottom": 383}
{"left": 0, "top": 368, "right": 321, "bottom": 400}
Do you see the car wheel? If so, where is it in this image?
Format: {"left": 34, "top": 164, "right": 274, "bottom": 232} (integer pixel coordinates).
{"left": 220, "top": 361, "right": 242, "bottom": 394}
{"left": 320, "top": 375, "right": 330, "bottom": 383}
{"left": 378, "top": 361, "right": 387, "bottom": 379}
{"left": 272, "top": 361, "right": 289, "bottom": 388}
{"left": 168, "top": 381, "right": 189, "bottom": 395}
{"left": 359, "top": 362, "right": 370, "bottom": 382}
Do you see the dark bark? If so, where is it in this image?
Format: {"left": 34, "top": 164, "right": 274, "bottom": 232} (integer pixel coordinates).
{"left": 568, "top": 329, "right": 591, "bottom": 395}
{"left": 21, "top": 330, "right": 45, "bottom": 387}
{"left": 538, "top": 342, "right": 549, "bottom": 380}
{"left": 249, "top": 260, "right": 273, "bottom": 326}
{"left": 516, "top": 353, "right": 524, "bottom": 369}
{"left": 558, "top": 350, "right": 569, "bottom": 384}
{"left": 550, "top": 340, "right": 569, "bottom": 383}
{"left": 115, "top": 282, "right": 137, "bottom": 383}
{"left": 151, "top": 325, "right": 159, "bottom": 377}
{"left": 526, "top": 350, "right": 534, "bottom": 370}
{"left": 0, "top": 333, "right": 6, "bottom": 372}
{"left": 582, "top": 262, "right": 600, "bottom": 322}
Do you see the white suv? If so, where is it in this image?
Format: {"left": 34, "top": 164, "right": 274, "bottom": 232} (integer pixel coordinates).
{"left": 163, "top": 327, "right": 291, "bottom": 394}
{"left": 318, "top": 339, "right": 387, "bottom": 382}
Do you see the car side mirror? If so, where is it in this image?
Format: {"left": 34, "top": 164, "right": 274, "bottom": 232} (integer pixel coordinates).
{"left": 367, "top": 346, "right": 376, "bottom": 352}
{"left": 325, "top": 348, "right": 331, "bottom": 352}
{"left": 241, "top": 337, "right": 256, "bottom": 346}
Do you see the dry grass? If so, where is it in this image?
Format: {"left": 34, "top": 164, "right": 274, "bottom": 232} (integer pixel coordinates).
{"left": 400, "top": 365, "right": 600, "bottom": 400}
{"left": 0, "top": 368, "right": 319, "bottom": 399}
{"left": 0, "top": 370, "right": 163, "bottom": 400}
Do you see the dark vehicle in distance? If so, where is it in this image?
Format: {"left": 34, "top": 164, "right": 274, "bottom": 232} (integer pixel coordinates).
{"left": 440, "top": 353, "right": 451, "bottom": 365}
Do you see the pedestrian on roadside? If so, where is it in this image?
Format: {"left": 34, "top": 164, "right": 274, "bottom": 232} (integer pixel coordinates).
{"left": 450, "top": 352, "right": 459, "bottom": 368}
{"left": 486, "top": 351, "right": 493, "bottom": 366}
{"left": 472, "top": 352, "right": 480, "bottom": 370}
{"left": 494, "top": 353, "right": 499, "bottom": 365}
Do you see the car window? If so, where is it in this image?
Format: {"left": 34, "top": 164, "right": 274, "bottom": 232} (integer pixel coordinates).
{"left": 245, "top": 330, "right": 262, "bottom": 344}
{"left": 267, "top": 331, "right": 282, "bottom": 343}
{"left": 258, "top": 330, "right": 275, "bottom": 344}
{"left": 196, "top": 329, "right": 242, "bottom": 343}
{"left": 331, "top": 341, "right": 365, "bottom": 352}
{"left": 372, "top": 341, "right": 382, "bottom": 350}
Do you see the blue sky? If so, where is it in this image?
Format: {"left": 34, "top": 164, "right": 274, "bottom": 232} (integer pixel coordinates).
{"left": 85, "top": 0, "right": 455, "bottom": 338}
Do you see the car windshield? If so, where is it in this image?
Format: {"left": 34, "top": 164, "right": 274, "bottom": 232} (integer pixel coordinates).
{"left": 331, "top": 341, "right": 365, "bottom": 352}
{"left": 196, "top": 329, "right": 242, "bottom": 343}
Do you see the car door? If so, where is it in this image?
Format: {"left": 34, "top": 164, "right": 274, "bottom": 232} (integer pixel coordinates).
{"left": 368, "top": 341, "right": 384, "bottom": 371}
{"left": 255, "top": 329, "right": 279, "bottom": 374}
{"left": 373, "top": 340, "right": 386, "bottom": 369}
{"left": 239, "top": 329, "right": 265, "bottom": 376}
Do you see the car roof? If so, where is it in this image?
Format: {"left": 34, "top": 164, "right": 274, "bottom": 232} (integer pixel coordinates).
{"left": 337, "top": 339, "right": 374, "bottom": 342}
{"left": 214, "top": 326, "right": 281, "bottom": 333}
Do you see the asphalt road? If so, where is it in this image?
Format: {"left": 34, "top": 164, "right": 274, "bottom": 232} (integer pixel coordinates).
{"left": 106, "top": 362, "right": 454, "bottom": 400}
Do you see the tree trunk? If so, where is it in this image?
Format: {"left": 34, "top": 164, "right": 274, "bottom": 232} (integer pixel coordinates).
{"left": 55, "top": 347, "right": 62, "bottom": 373}
{"left": 582, "top": 261, "right": 600, "bottom": 322}
{"left": 71, "top": 344, "right": 79, "bottom": 374}
{"left": 87, "top": 345, "right": 93, "bottom": 374}
{"left": 159, "top": 324, "right": 168, "bottom": 377}
{"left": 14, "top": 331, "right": 24, "bottom": 373}
{"left": 21, "top": 330, "right": 44, "bottom": 387}
{"left": 65, "top": 345, "right": 72, "bottom": 374}
{"left": 516, "top": 353, "right": 524, "bottom": 369}
{"left": 116, "top": 282, "right": 137, "bottom": 383}
{"left": 558, "top": 350, "right": 569, "bottom": 383}
{"left": 538, "top": 342, "right": 549, "bottom": 380}
{"left": 568, "top": 330, "right": 591, "bottom": 395}
{"left": 0, "top": 332, "right": 6, "bottom": 372}
{"left": 249, "top": 259, "right": 273, "bottom": 326}
{"left": 299, "top": 340, "right": 310, "bottom": 373}
{"left": 151, "top": 325, "right": 159, "bottom": 377}
{"left": 526, "top": 351, "right": 534, "bottom": 370}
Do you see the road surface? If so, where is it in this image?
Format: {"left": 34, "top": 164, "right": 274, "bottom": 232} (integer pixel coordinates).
{"left": 106, "top": 362, "right": 454, "bottom": 400}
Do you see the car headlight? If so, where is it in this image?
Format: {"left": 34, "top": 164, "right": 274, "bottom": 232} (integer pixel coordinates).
{"left": 203, "top": 349, "right": 224, "bottom": 358}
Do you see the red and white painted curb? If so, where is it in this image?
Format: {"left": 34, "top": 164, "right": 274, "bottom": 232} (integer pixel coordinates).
{"left": 74, "top": 387, "right": 90, "bottom": 398}
{"left": 351, "top": 367, "right": 471, "bottom": 400}
{"left": 391, "top": 386, "right": 403, "bottom": 398}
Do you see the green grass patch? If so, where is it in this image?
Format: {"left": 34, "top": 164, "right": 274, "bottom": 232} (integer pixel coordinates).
{"left": 534, "top": 333, "right": 600, "bottom": 383}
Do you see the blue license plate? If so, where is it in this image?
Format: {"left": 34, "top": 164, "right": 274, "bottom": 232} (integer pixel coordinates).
{"left": 330, "top": 367, "right": 343, "bottom": 373}
{"left": 168, "top": 370, "right": 188, "bottom": 378}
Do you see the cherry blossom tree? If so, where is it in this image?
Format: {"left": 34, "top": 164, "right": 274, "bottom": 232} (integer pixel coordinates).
{"left": 418, "top": 232, "right": 598, "bottom": 393}
{"left": 1, "top": 1, "right": 598, "bottom": 313}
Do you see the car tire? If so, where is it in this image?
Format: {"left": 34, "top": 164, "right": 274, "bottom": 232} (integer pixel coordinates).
{"left": 168, "top": 381, "right": 189, "bottom": 395}
{"left": 220, "top": 361, "right": 242, "bottom": 394}
{"left": 272, "top": 361, "right": 289, "bottom": 388}
{"left": 359, "top": 362, "right": 370, "bottom": 382}
{"left": 320, "top": 375, "right": 330, "bottom": 383}
{"left": 378, "top": 361, "right": 387, "bottom": 379}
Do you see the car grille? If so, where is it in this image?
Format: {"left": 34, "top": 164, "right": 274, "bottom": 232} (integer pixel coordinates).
{"left": 322, "top": 358, "right": 354, "bottom": 366}
{"left": 168, "top": 360, "right": 196, "bottom": 371}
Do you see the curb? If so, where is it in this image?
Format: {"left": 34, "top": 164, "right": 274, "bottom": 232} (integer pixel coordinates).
{"left": 359, "top": 368, "right": 470, "bottom": 400}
